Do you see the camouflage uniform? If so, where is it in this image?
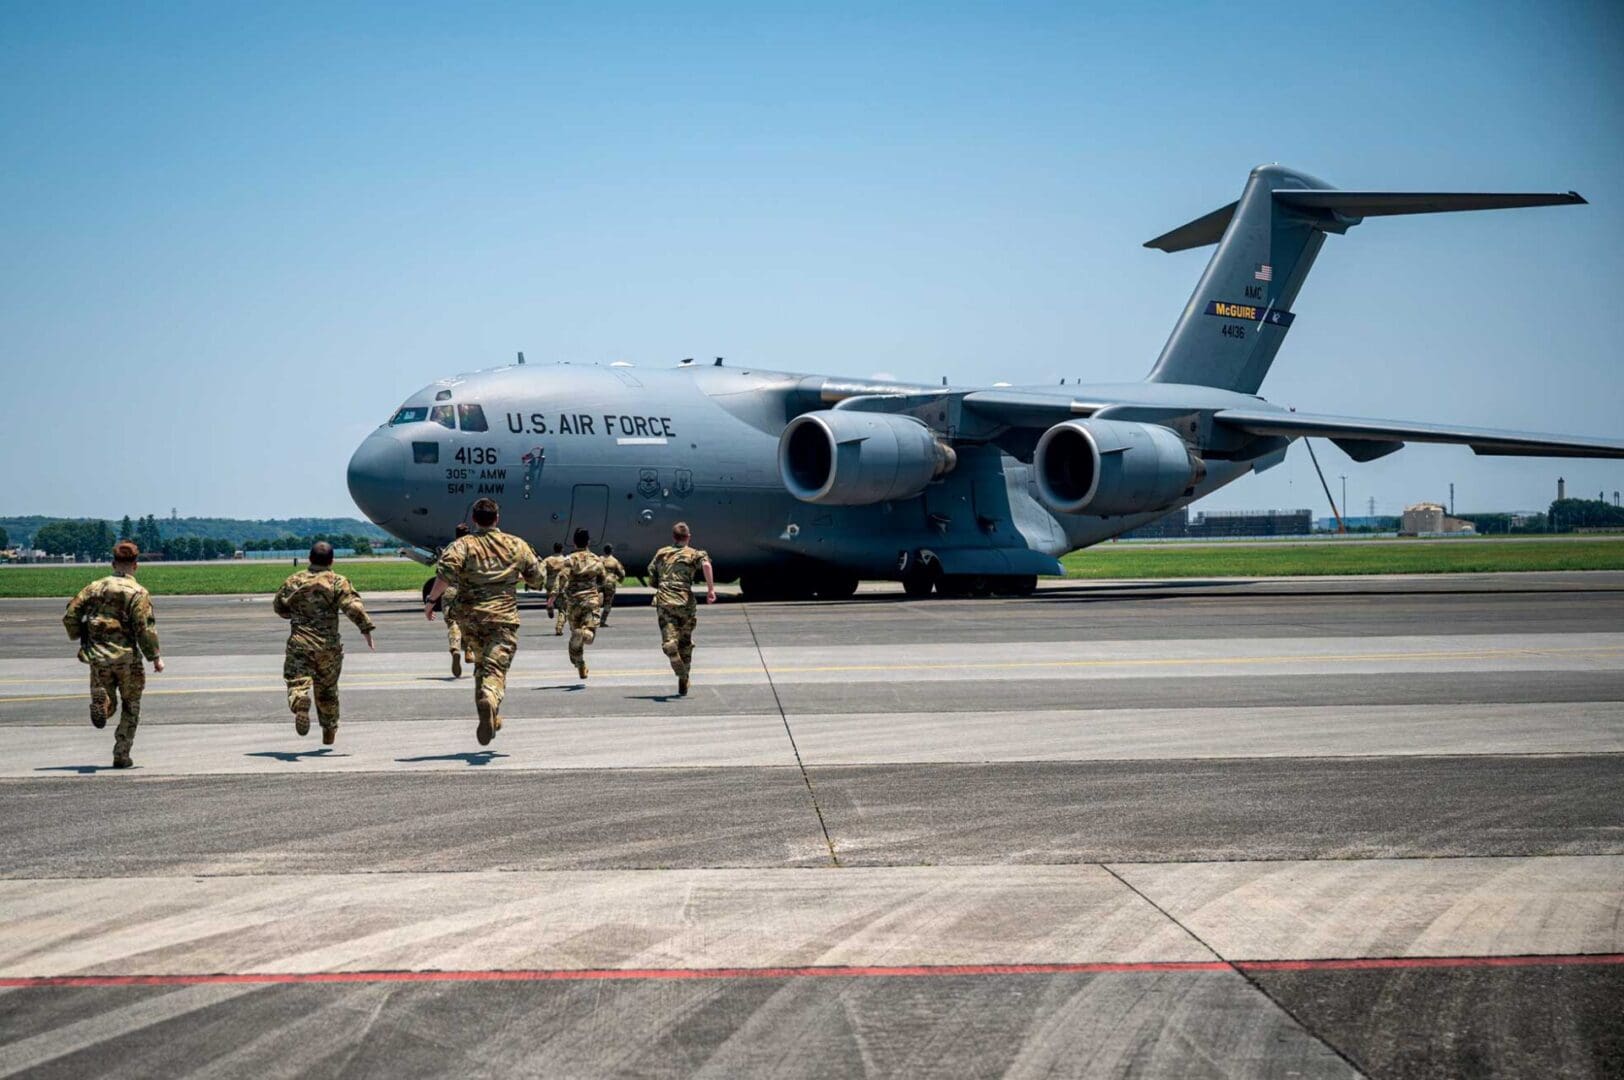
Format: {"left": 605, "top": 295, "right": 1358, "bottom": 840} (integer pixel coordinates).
{"left": 63, "top": 573, "right": 161, "bottom": 764}
{"left": 437, "top": 528, "right": 547, "bottom": 740}
{"left": 648, "top": 545, "right": 709, "bottom": 682}
{"left": 556, "top": 549, "right": 606, "bottom": 672}
{"left": 600, "top": 554, "right": 626, "bottom": 621}
{"left": 543, "top": 553, "right": 569, "bottom": 635}
{"left": 273, "top": 568, "right": 374, "bottom": 735}
{"left": 443, "top": 584, "right": 475, "bottom": 664}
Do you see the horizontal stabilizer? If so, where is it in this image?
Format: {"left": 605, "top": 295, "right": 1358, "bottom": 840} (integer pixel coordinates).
{"left": 1142, "top": 201, "right": 1238, "bottom": 253}
{"left": 1273, "top": 190, "right": 1586, "bottom": 219}
{"left": 1214, "top": 408, "right": 1624, "bottom": 459}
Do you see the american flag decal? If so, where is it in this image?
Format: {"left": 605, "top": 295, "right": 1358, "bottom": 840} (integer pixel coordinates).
{"left": 1254, "top": 264, "right": 1273, "bottom": 281}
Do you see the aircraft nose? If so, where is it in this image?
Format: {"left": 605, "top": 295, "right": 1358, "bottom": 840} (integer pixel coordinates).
{"left": 347, "top": 433, "right": 407, "bottom": 526}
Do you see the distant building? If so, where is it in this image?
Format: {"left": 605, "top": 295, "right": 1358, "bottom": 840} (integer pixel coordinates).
{"left": 1400, "top": 502, "right": 1476, "bottom": 536}
{"left": 1122, "top": 508, "right": 1189, "bottom": 539}
{"left": 1187, "top": 509, "right": 1312, "bottom": 538}
{"left": 1315, "top": 516, "right": 1398, "bottom": 532}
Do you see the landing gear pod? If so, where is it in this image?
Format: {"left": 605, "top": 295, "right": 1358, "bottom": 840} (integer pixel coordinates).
{"left": 1034, "top": 418, "right": 1202, "bottom": 515}
{"left": 779, "top": 411, "right": 957, "bottom": 506}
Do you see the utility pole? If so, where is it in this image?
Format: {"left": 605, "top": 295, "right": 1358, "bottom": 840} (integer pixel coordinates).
{"left": 1339, "top": 475, "right": 1348, "bottom": 524}
{"left": 1368, "top": 496, "right": 1376, "bottom": 520}
{"left": 1449, "top": 482, "right": 1454, "bottom": 516}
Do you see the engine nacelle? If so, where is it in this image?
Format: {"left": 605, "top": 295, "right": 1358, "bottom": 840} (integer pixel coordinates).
{"left": 1034, "top": 418, "right": 1202, "bottom": 515}
{"left": 779, "top": 410, "right": 957, "bottom": 505}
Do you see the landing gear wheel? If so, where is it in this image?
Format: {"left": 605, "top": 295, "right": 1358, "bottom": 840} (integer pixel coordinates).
{"left": 901, "top": 574, "right": 936, "bottom": 599}
{"left": 812, "top": 571, "right": 860, "bottom": 600}
{"left": 740, "top": 573, "right": 817, "bottom": 602}
{"left": 937, "top": 574, "right": 992, "bottom": 598}
{"left": 992, "top": 574, "right": 1038, "bottom": 597}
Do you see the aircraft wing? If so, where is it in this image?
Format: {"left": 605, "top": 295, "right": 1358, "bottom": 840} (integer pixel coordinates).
{"left": 958, "top": 389, "right": 1094, "bottom": 426}
{"left": 1213, "top": 408, "right": 1624, "bottom": 459}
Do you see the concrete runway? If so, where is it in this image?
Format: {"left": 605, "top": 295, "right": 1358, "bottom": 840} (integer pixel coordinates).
{"left": 1, "top": 573, "right": 1620, "bottom": 1078}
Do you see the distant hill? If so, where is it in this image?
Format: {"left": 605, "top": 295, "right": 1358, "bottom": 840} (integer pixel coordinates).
{"left": 1, "top": 515, "right": 391, "bottom": 548}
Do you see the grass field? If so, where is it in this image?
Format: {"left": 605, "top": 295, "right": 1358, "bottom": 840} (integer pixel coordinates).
{"left": 0, "top": 561, "right": 433, "bottom": 599}
{"left": 1063, "top": 538, "right": 1624, "bottom": 579}
{"left": 3, "top": 539, "right": 1623, "bottom": 597}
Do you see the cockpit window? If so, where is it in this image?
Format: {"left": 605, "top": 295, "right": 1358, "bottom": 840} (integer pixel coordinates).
{"left": 390, "top": 406, "right": 430, "bottom": 425}
{"left": 458, "top": 404, "right": 489, "bottom": 432}
{"left": 431, "top": 405, "right": 456, "bottom": 429}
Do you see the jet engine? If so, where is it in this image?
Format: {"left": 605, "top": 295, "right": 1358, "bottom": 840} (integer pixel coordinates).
{"left": 1033, "top": 418, "right": 1203, "bottom": 515}
{"left": 778, "top": 410, "right": 957, "bottom": 505}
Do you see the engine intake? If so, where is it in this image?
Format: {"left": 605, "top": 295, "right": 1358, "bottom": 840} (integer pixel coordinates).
{"left": 1034, "top": 418, "right": 1202, "bottom": 515}
{"left": 779, "top": 410, "right": 957, "bottom": 505}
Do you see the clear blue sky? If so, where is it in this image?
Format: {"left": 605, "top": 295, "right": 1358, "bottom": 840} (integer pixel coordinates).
{"left": 4, "top": 0, "right": 1621, "bottom": 521}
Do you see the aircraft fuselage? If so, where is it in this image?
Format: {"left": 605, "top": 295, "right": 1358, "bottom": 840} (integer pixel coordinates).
{"left": 347, "top": 361, "right": 1259, "bottom": 585}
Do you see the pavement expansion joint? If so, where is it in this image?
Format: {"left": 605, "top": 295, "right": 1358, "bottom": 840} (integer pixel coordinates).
{"left": 1101, "top": 862, "right": 1370, "bottom": 1076}
{"left": 741, "top": 600, "right": 841, "bottom": 867}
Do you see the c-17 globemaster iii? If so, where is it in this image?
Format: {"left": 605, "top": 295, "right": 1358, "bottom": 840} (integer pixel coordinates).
{"left": 348, "top": 164, "right": 1624, "bottom": 600}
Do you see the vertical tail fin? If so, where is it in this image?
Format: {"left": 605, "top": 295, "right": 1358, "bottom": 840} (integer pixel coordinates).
{"left": 1142, "top": 164, "right": 1584, "bottom": 394}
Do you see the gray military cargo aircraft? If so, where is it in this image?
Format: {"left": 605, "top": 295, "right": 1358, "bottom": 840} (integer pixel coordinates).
{"left": 348, "top": 164, "right": 1624, "bottom": 599}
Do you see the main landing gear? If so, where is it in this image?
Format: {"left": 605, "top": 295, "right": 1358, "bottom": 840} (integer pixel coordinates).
{"left": 738, "top": 568, "right": 860, "bottom": 602}
{"left": 917, "top": 572, "right": 1037, "bottom": 598}
{"left": 737, "top": 566, "right": 1037, "bottom": 601}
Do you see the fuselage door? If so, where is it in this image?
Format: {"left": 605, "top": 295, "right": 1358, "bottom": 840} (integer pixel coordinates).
{"left": 566, "top": 484, "right": 611, "bottom": 547}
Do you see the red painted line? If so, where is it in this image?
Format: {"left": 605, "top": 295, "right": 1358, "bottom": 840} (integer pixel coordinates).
{"left": 2, "top": 954, "right": 1622, "bottom": 989}
{"left": 1235, "top": 953, "right": 1624, "bottom": 973}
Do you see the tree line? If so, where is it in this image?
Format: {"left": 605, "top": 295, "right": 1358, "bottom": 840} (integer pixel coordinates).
{"left": 17, "top": 515, "right": 376, "bottom": 560}
{"left": 239, "top": 534, "right": 376, "bottom": 554}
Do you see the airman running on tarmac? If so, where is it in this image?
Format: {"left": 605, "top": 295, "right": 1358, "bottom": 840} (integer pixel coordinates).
{"left": 62, "top": 541, "right": 163, "bottom": 768}
{"left": 442, "top": 522, "right": 474, "bottom": 677}
{"left": 555, "top": 528, "right": 606, "bottom": 679}
{"left": 273, "top": 541, "right": 375, "bottom": 744}
{"left": 543, "top": 542, "right": 568, "bottom": 636}
{"left": 647, "top": 522, "right": 716, "bottom": 696}
{"left": 426, "top": 497, "right": 547, "bottom": 746}
{"left": 598, "top": 544, "right": 626, "bottom": 625}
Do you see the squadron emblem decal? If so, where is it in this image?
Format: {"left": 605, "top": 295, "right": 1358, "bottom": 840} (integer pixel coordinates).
{"left": 520, "top": 447, "right": 545, "bottom": 500}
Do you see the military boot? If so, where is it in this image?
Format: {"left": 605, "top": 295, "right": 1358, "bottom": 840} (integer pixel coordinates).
{"left": 322, "top": 726, "right": 337, "bottom": 746}
{"left": 576, "top": 659, "right": 588, "bottom": 679}
{"left": 112, "top": 752, "right": 133, "bottom": 769}
{"left": 491, "top": 713, "right": 502, "bottom": 734}
{"left": 90, "top": 702, "right": 108, "bottom": 730}
{"left": 678, "top": 675, "right": 689, "bottom": 696}
{"left": 475, "top": 698, "right": 494, "bottom": 746}
{"left": 294, "top": 709, "right": 310, "bottom": 737}
{"left": 451, "top": 653, "right": 463, "bottom": 678}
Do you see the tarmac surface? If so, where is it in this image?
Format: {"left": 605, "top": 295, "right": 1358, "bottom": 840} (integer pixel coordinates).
{"left": 1, "top": 572, "right": 1621, "bottom": 1078}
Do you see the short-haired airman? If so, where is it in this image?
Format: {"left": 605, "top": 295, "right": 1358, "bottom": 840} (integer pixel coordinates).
{"left": 646, "top": 522, "right": 716, "bottom": 696}
{"left": 62, "top": 541, "right": 164, "bottom": 768}
{"left": 273, "top": 541, "right": 375, "bottom": 744}
{"left": 426, "top": 498, "right": 547, "bottom": 745}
